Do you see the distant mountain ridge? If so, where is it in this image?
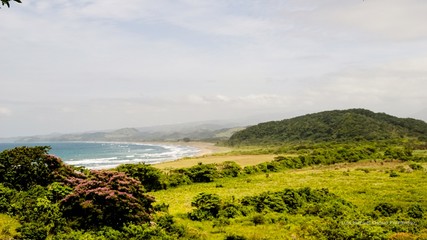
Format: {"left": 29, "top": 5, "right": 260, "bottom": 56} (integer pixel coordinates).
{"left": 8, "top": 121, "right": 244, "bottom": 143}
{"left": 228, "top": 109, "right": 427, "bottom": 145}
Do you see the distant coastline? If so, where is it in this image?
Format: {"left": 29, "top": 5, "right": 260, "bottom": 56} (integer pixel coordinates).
{"left": 143, "top": 141, "right": 230, "bottom": 157}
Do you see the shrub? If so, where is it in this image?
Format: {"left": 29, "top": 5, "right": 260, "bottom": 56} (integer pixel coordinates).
{"left": 61, "top": 170, "right": 155, "bottom": 229}
{"left": 162, "top": 171, "right": 192, "bottom": 188}
{"left": 243, "top": 165, "right": 259, "bottom": 174}
{"left": 251, "top": 213, "right": 265, "bottom": 225}
{"left": 218, "top": 201, "right": 242, "bottom": 218}
{"left": 219, "top": 161, "right": 242, "bottom": 177}
{"left": 408, "top": 162, "right": 423, "bottom": 171}
{"left": 16, "top": 222, "right": 48, "bottom": 240}
{"left": 186, "top": 163, "right": 219, "bottom": 182}
{"left": 17, "top": 197, "right": 65, "bottom": 235}
{"left": 225, "top": 234, "right": 248, "bottom": 240}
{"left": 390, "top": 171, "right": 400, "bottom": 177}
{"left": 189, "top": 193, "right": 221, "bottom": 220}
{"left": 116, "top": 163, "right": 163, "bottom": 192}
{"left": 374, "top": 203, "right": 400, "bottom": 217}
{"left": 407, "top": 204, "right": 424, "bottom": 219}
{"left": 0, "top": 184, "right": 16, "bottom": 213}
{"left": 384, "top": 147, "right": 412, "bottom": 160}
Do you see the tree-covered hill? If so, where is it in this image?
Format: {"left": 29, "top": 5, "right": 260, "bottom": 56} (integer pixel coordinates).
{"left": 228, "top": 109, "right": 427, "bottom": 145}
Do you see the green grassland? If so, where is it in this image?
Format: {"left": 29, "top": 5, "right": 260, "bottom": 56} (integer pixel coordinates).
{"left": 1, "top": 142, "right": 427, "bottom": 239}
{"left": 152, "top": 159, "right": 427, "bottom": 239}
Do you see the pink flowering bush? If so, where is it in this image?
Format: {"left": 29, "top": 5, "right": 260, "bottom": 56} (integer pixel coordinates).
{"left": 61, "top": 170, "right": 155, "bottom": 229}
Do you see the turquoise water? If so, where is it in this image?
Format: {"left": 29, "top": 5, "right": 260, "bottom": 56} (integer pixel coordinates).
{"left": 0, "top": 142, "right": 200, "bottom": 169}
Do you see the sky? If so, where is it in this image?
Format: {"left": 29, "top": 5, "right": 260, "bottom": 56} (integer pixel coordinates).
{"left": 1, "top": 0, "right": 427, "bottom": 137}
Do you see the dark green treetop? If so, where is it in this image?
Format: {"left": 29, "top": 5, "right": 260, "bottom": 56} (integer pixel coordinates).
{"left": 1, "top": 0, "right": 21, "bottom": 8}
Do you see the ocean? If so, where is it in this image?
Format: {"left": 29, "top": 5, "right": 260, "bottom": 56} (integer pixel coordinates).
{"left": 0, "top": 142, "right": 200, "bottom": 169}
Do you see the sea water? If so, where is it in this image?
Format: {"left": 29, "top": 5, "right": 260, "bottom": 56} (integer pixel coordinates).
{"left": 0, "top": 142, "right": 200, "bottom": 169}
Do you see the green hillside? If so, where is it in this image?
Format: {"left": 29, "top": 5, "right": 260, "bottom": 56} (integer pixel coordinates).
{"left": 228, "top": 109, "right": 427, "bottom": 146}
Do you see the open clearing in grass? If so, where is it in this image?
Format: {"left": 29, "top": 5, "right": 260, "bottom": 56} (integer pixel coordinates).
{"left": 154, "top": 154, "right": 278, "bottom": 169}
{"left": 152, "top": 160, "right": 427, "bottom": 214}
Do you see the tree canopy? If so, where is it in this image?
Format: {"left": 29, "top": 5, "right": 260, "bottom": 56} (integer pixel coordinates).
{"left": 228, "top": 109, "right": 427, "bottom": 146}
{"left": 1, "top": 0, "right": 21, "bottom": 8}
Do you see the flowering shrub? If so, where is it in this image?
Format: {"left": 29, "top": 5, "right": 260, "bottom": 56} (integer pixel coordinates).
{"left": 61, "top": 170, "right": 155, "bottom": 229}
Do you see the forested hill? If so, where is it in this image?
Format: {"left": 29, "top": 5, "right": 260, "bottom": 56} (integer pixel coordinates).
{"left": 228, "top": 109, "right": 427, "bottom": 145}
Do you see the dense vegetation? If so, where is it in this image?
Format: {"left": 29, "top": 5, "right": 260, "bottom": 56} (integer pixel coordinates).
{"left": 1, "top": 142, "right": 426, "bottom": 239}
{"left": 1, "top": 109, "right": 427, "bottom": 239}
{"left": 228, "top": 109, "right": 427, "bottom": 145}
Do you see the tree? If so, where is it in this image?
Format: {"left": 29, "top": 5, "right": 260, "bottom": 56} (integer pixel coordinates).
{"left": 61, "top": 170, "right": 155, "bottom": 229}
{"left": 1, "top": 0, "right": 21, "bottom": 8}
{"left": 0, "top": 146, "right": 78, "bottom": 191}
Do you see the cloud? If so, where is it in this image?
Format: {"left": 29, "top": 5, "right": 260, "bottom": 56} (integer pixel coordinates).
{"left": 0, "top": 107, "right": 12, "bottom": 117}
{"left": 1, "top": 0, "right": 427, "bottom": 137}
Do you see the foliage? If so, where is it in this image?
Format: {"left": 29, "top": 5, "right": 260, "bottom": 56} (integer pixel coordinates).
{"left": 0, "top": 184, "right": 16, "bottom": 213}
{"left": 228, "top": 109, "right": 427, "bottom": 145}
{"left": 407, "top": 204, "right": 424, "bottom": 219}
{"left": 0, "top": 146, "right": 79, "bottom": 191}
{"left": 176, "top": 162, "right": 219, "bottom": 183}
{"left": 408, "top": 162, "right": 424, "bottom": 171}
{"left": 162, "top": 171, "right": 192, "bottom": 188}
{"left": 189, "top": 192, "right": 222, "bottom": 220}
{"left": 218, "top": 161, "right": 242, "bottom": 177}
{"left": 116, "top": 163, "right": 163, "bottom": 192}
{"left": 1, "top": 0, "right": 21, "bottom": 8}
{"left": 61, "top": 170, "right": 155, "bottom": 229}
{"left": 374, "top": 203, "right": 401, "bottom": 217}
{"left": 16, "top": 222, "right": 48, "bottom": 240}
{"left": 384, "top": 147, "right": 413, "bottom": 160}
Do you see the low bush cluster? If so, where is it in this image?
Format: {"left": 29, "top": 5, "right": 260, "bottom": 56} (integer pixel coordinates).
{"left": 188, "top": 188, "right": 427, "bottom": 239}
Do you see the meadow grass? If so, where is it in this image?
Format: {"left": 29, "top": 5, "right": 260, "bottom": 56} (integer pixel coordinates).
{"left": 151, "top": 160, "right": 427, "bottom": 239}
{"left": 0, "top": 214, "right": 19, "bottom": 240}
{"left": 154, "top": 154, "right": 279, "bottom": 169}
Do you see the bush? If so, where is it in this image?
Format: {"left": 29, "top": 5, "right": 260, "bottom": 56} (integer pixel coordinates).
{"left": 408, "top": 162, "right": 423, "bottom": 171}
{"left": 16, "top": 222, "right": 48, "bottom": 240}
{"left": 61, "top": 170, "right": 155, "bottom": 229}
{"left": 162, "top": 171, "right": 192, "bottom": 188}
{"left": 225, "top": 234, "right": 248, "bottom": 240}
{"left": 218, "top": 201, "right": 242, "bottom": 218}
{"left": 251, "top": 213, "right": 265, "bottom": 225}
{"left": 407, "top": 204, "right": 424, "bottom": 219}
{"left": 243, "top": 165, "right": 259, "bottom": 174}
{"left": 0, "top": 184, "right": 16, "bottom": 213}
{"left": 374, "top": 203, "right": 400, "bottom": 217}
{"left": 219, "top": 161, "right": 242, "bottom": 177}
{"left": 116, "top": 163, "right": 164, "bottom": 192}
{"left": 186, "top": 163, "right": 219, "bottom": 183}
{"left": 189, "top": 193, "right": 221, "bottom": 220}
{"left": 384, "top": 147, "right": 412, "bottom": 160}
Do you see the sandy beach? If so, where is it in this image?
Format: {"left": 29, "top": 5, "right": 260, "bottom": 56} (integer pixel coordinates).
{"left": 144, "top": 141, "right": 231, "bottom": 156}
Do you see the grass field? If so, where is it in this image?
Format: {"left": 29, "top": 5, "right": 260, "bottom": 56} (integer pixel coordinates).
{"left": 151, "top": 160, "right": 427, "bottom": 239}
{"left": 154, "top": 154, "right": 279, "bottom": 169}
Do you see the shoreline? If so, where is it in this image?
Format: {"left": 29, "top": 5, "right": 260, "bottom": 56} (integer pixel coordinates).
{"left": 142, "top": 141, "right": 231, "bottom": 157}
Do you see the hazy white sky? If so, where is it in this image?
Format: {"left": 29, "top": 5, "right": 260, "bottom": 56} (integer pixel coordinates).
{"left": 1, "top": 0, "right": 427, "bottom": 137}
